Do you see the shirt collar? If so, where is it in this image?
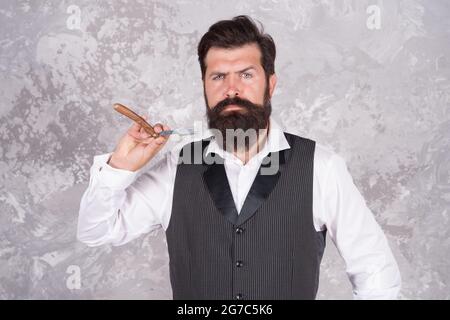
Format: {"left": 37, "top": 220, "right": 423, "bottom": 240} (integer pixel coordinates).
{"left": 203, "top": 117, "right": 291, "bottom": 165}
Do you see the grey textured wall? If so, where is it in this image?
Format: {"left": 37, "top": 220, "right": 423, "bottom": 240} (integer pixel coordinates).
{"left": 1, "top": 0, "right": 449, "bottom": 299}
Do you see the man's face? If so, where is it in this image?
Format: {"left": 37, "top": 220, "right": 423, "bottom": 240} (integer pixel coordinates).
{"left": 203, "top": 43, "right": 277, "bottom": 151}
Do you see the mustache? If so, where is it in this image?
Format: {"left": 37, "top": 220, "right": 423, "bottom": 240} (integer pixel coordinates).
{"left": 212, "top": 96, "right": 262, "bottom": 114}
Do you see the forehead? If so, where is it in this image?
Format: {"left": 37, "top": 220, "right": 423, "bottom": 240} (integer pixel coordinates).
{"left": 204, "top": 43, "right": 262, "bottom": 71}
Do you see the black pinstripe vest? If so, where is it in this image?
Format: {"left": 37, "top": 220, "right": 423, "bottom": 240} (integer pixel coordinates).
{"left": 165, "top": 132, "right": 326, "bottom": 300}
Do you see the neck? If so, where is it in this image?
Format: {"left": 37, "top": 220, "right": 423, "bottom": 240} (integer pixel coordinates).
{"left": 233, "top": 121, "right": 270, "bottom": 165}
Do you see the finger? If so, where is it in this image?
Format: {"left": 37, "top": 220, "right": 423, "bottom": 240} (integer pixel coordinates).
{"left": 161, "top": 124, "right": 171, "bottom": 133}
{"left": 153, "top": 123, "right": 163, "bottom": 133}
{"left": 155, "top": 123, "right": 172, "bottom": 143}
{"left": 139, "top": 126, "right": 153, "bottom": 139}
{"left": 161, "top": 124, "right": 171, "bottom": 140}
{"left": 139, "top": 133, "right": 167, "bottom": 146}
{"left": 127, "top": 126, "right": 141, "bottom": 139}
{"left": 128, "top": 126, "right": 146, "bottom": 140}
{"left": 154, "top": 134, "right": 169, "bottom": 145}
{"left": 128, "top": 115, "right": 149, "bottom": 137}
{"left": 128, "top": 117, "right": 144, "bottom": 133}
{"left": 137, "top": 123, "right": 171, "bottom": 144}
{"left": 138, "top": 134, "right": 162, "bottom": 144}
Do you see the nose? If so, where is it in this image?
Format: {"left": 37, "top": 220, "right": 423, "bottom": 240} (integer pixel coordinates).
{"left": 225, "top": 76, "right": 240, "bottom": 99}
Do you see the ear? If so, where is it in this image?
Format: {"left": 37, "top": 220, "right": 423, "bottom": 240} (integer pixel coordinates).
{"left": 268, "top": 73, "right": 277, "bottom": 98}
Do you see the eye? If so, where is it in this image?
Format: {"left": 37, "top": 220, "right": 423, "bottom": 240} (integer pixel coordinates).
{"left": 212, "top": 74, "right": 224, "bottom": 81}
{"left": 241, "top": 72, "right": 253, "bottom": 79}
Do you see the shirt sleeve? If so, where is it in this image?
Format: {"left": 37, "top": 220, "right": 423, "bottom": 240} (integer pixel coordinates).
{"left": 321, "top": 153, "right": 402, "bottom": 299}
{"left": 77, "top": 151, "right": 176, "bottom": 247}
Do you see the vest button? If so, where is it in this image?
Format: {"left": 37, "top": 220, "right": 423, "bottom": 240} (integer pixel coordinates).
{"left": 235, "top": 227, "right": 244, "bottom": 234}
{"left": 235, "top": 293, "right": 243, "bottom": 300}
{"left": 235, "top": 260, "right": 244, "bottom": 268}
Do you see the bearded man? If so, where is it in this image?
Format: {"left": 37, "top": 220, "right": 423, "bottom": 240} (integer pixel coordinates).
{"left": 77, "top": 15, "right": 401, "bottom": 300}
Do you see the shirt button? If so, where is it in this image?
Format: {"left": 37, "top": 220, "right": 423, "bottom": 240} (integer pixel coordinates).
{"left": 235, "top": 227, "right": 244, "bottom": 234}
{"left": 236, "top": 260, "right": 244, "bottom": 268}
{"left": 99, "top": 166, "right": 103, "bottom": 172}
{"left": 235, "top": 293, "right": 243, "bottom": 300}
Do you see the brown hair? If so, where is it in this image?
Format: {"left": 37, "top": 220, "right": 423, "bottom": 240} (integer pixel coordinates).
{"left": 197, "top": 15, "right": 276, "bottom": 81}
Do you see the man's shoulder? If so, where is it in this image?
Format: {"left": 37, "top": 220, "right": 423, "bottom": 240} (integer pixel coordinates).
{"left": 283, "top": 131, "right": 342, "bottom": 168}
{"left": 283, "top": 131, "right": 315, "bottom": 146}
{"left": 315, "top": 141, "right": 339, "bottom": 163}
{"left": 313, "top": 141, "right": 347, "bottom": 175}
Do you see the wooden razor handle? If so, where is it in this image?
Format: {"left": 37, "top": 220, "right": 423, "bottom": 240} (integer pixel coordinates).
{"left": 113, "top": 103, "right": 159, "bottom": 137}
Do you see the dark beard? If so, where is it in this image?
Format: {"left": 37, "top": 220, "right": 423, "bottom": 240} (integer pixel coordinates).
{"left": 205, "top": 86, "right": 272, "bottom": 153}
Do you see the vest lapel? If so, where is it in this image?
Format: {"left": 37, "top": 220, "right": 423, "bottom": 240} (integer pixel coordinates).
{"left": 236, "top": 149, "right": 289, "bottom": 225}
{"left": 202, "top": 133, "right": 293, "bottom": 226}
{"left": 202, "top": 153, "right": 239, "bottom": 225}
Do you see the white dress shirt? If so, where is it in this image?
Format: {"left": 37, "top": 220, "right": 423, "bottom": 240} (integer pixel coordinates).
{"left": 77, "top": 117, "right": 401, "bottom": 299}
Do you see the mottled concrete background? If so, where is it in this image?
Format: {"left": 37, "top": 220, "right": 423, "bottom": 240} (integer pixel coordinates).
{"left": 1, "top": 0, "right": 449, "bottom": 299}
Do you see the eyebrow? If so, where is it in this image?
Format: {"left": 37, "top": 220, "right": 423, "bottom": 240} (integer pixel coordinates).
{"left": 208, "top": 66, "right": 257, "bottom": 78}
